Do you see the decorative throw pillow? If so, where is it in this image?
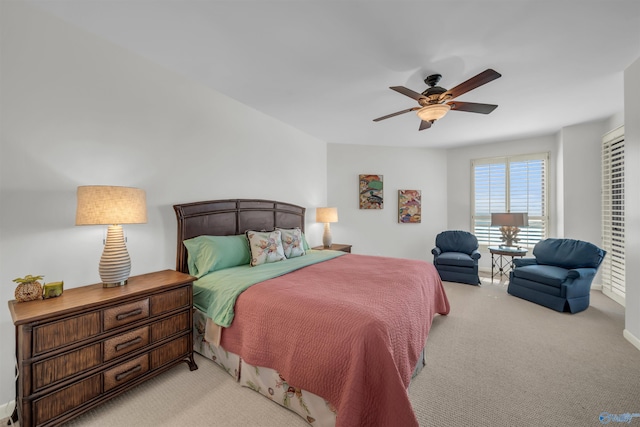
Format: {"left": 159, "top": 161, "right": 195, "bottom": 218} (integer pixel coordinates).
{"left": 277, "top": 228, "right": 306, "bottom": 259}
{"left": 246, "top": 230, "right": 286, "bottom": 266}
{"left": 183, "top": 234, "right": 251, "bottom": 278}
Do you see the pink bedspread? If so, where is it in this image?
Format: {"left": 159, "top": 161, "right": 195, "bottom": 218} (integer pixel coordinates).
{"left": 221, "top": 254, "right": 450, "bottom": 427}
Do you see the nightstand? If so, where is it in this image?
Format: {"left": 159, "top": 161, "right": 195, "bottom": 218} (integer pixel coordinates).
{"left": 312, "top": 243, "right": 352, "bottom": 253}
{"left": 488, "top": 246, "right": 528, "bottom": 281}
{"left": 8, "top": 269, "right": 197, "bottom": 427}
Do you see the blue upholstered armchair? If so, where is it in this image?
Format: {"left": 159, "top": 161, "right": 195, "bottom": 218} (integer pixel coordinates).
{"left": 508, "top": 238, "right": 606, "bottom": 313}
{"left": 431, "top": 230, "right": 481, "bottom": 285}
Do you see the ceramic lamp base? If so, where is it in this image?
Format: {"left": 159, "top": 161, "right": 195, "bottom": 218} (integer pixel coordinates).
{"left": 322, "top": 223, "right": 333, "bottom": 248}
{"left": 99, "top": 225, "right": 131, "bottom": 287}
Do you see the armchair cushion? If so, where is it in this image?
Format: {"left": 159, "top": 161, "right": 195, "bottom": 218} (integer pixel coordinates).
{"left": 435, "top": 252, "right": 476, "bottom": 268}
{"left": 511, "top": 264, "right": 570, "bottom": 288}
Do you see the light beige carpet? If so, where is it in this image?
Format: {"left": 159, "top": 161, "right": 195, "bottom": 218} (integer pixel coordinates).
{"left": 411, "top": 279, "right": 640, "bottom": 426}
{"left": 4, "top": 279, "right": 639, "bottom": 426}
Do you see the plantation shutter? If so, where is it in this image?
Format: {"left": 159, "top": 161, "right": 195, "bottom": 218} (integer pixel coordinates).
{"left": 472, "top": 153, "right": 548, "bottom": 247}
{"left": 509, "top": 155, "right": 547, "bottom": 246}
{"left": 601, "top": 126, "right": 625, "bottom": 306}
{"left": 472, "top": 161, "right": 506, "bottom": 244}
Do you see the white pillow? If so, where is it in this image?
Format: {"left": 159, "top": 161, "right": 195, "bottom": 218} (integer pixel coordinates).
{"left": 277, "top": 228, "right": 306, "bottom": 259}
{"left": 245, "top": 230, "right": 286, "bottom": 266}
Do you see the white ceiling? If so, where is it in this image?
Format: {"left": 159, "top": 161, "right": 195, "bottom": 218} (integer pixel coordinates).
{"left": 27, "top": 0, "right": 640, "bottom": 148}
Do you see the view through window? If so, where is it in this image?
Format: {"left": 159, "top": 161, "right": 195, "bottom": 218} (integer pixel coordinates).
{"left": 472, "top": 153, "right": 548, "bottom": 247}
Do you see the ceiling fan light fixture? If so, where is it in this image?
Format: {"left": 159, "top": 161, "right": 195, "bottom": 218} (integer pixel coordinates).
{"left": 416, "top": 104, "right": 451, "bottom": 122}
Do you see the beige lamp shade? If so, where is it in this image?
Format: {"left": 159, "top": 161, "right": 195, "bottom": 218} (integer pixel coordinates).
{"left": 76, "top": 186, "right": 147, "bottom": 225}
{"left": 316, "top": 207, "right": 338, "bottom": 223}
{"left": 491, "top": 212, "right": 528, "bottom": 227}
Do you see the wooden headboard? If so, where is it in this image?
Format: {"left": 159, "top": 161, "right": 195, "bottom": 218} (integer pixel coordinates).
{"left": 173, "top": 199, "right": 306, "bottom": 274}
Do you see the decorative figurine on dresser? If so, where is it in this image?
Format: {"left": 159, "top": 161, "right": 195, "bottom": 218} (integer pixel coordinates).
{"left": 12, "top": 275, "right": 45, "bottom": 302}
{"left": 8, "top": 270, "right": 197, "bottom": 427}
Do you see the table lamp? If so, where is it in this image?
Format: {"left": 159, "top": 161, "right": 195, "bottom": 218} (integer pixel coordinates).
{"left": 76, "top": 185, "right": 147, "bottom": 287}
{"left": 491, "top": 212, "right": 528, "bottom": 247}
{"left": 316, "top": 207, "right": 338, "bottom": 248}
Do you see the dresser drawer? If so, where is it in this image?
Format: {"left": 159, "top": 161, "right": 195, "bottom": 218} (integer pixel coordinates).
{"left": 33, "top": 311, "right": 101, "bottom": 355}
{"left": 103, "top": 353, "right": 149, "bottom": 392}
{"left": 33, "top": 343, "right": 102, "bottom": 391}
{"left": 103, "top": 298, "right": 149, "bottom": 330}
{"left": 150, "top": 334, "right": 190, "bottom": 369}
{"left": 33, "top": 374, "right": 102, "bottom": 426}
{"left": 151, "top": 311, "right": 189, "bottom": 342}
{"left": 150, "top": 286, "right": 190, "bottom": 316}
{"left": 104, "top": 326, "right": 150, "bottom": 362}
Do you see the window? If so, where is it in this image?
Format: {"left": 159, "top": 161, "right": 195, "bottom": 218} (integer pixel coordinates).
{"left": 472, "top": 153, "right": 548, "bottom": 247}
{"left": 601, "top": 126, "right": 625, "bottom": 306}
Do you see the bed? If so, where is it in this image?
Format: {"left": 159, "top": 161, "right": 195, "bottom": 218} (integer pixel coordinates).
{"left": 173, "top": 199, "right": 450, "bottom": 427}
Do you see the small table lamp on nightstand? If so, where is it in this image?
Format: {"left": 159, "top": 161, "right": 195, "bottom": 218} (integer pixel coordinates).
{"left": 75, "top": 185, "right": 147, "bottom": 287}
{"left": 316, "top": 207, "right": 338, "bottom": 248}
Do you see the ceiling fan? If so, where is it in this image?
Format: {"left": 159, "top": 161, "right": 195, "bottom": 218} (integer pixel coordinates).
{"left": 373, "top": 69, "right": 502, "bottom": 131}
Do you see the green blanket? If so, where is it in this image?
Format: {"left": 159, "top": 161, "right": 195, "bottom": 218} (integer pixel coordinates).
{"left": 193, "top": 250, "right": 345, "bottom": 327}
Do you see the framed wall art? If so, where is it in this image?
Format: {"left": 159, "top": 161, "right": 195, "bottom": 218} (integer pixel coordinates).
{"left": 359, "top": 174, "right": 383, "bottom": 209}
{"left": 398, "top": 190, "right": 421, "bottom": 223}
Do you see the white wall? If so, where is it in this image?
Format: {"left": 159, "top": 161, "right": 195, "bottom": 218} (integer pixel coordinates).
{"left": 607, "top": 110, "right": 625, "bottom": 131}
{"left": 624, "top": 57, "right": 640, "bottom": 350}
{"left": 0, "top": 2, "right": 327, "bottom": 406}
{"left": 326, "top": 144, "right": 448, "bottom": 260}
{"left": 557, "top": 121, "right": 608, "bottom": 243}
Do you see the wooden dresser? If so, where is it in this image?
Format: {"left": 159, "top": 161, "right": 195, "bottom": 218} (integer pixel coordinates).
{"left": 8, "top": 270, "right": 198, "bottom": 427}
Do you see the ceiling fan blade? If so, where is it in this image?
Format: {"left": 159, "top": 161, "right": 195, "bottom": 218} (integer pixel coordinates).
{"left": 448, "top": 101, "right": 498, "bottom": 114}
{"left": 373, "top": 107, "right": 419, "bottom": 122}
{"left": 419, "top": 120, "right": 432, "bottom": 131}
{"left": 442, "top": 69, "right": 501, "bottom": 100}
{"left": 390, "top": 86, "right": 426, "bottom": 101}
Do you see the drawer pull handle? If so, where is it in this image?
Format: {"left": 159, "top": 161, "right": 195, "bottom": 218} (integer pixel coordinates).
{"left": 115, "top": 337, "right": 143, "bottom": 352}
{"left": 116, "top": 308, "right": 143, "bottom": 321}
{"left": 115, "top": 364, "right": 142, "bottom": 381}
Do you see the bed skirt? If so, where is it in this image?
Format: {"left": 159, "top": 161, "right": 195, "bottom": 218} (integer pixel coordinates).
{"left": 193, "top": 308, "right": 426, "bottom": 426}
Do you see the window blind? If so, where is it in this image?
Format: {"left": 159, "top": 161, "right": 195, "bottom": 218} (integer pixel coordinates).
{"left": 601, "top": 126, "right": 625, "bottom": 306}
{"left": 472, "top": 153, "right": 548, "bottom": 247}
